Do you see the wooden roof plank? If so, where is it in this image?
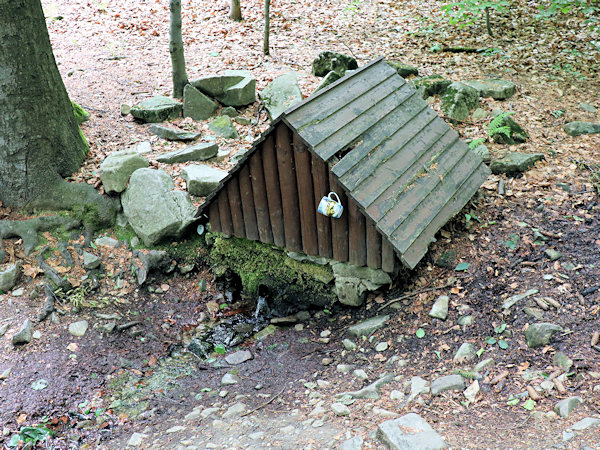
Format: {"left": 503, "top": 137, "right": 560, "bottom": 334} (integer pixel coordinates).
{"left": 299, "top": 74, "right": 406, "bottom": 147}
{"left": 400, "top": 164, "right": 490, "bottom": 269}
{"left": 286, "top": 60, "right": 396, "bottom": 131}
{"left": 356, "top": 126, "right": 457, "bottom": 213}
{"left": 376, "top": 142, "right": 474, "bottom": 237}
{"left": 312, "top": 85, "right": 416, "bottom": 162}
{"left": 332, "top": 90, "right": 426, "bottom": 180}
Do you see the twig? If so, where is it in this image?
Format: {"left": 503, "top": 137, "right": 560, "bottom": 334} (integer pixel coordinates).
{"left": 240, "top": 386, "right": 285, "bottom": 417}
{"left": 378, "top": 280, "right": 454, "bottom": 311}
{"left": 340, "top": 41, "right": 358, "bottom": 60}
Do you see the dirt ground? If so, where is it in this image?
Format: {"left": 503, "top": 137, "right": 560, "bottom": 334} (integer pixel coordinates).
{"left": 1, "top": 0, "right": 600, "bottom": 448}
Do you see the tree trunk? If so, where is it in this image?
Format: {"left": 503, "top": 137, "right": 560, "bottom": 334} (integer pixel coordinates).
{"left": 264, "top": 0, "right": 270, "bottom": 55}
{"left": 0, "top": 0, "right": 88, "bottom": 208}
{"left": 170, "top": 0, "right": 188, "bottom": 98}
{"left": 485, "top": 7, "right": 493, "bottom": 36}
{"left": 230, "top": 0, "right": 242, "bottom": 21}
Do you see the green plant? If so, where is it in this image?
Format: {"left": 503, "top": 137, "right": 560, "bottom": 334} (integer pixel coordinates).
{"left": 343, "top": 0, "right": 363, "bottom": 15}
{"left": 487, "top": 112, "right": 513, "bottom": 139}
{"left": 468, "top": 138, "right": 485, "bottom": 150}
{"left": 441, "top": 0, "right": 510, "bottom": 36}
{"left": 9, "top": 425, "right": 53, "bottom": 447}
{"left": 536, "top": 0, "right": 599, "bottom": 30}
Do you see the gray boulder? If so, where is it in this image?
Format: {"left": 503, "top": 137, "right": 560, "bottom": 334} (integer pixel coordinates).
{"left": 149, "top": 124, "right": 201, "bottom": 141}
{"left": 181, "top": 164, "right": 228, "bottom": 196}
{"left": 221, "top": 106, "right": 238, "bottom": 117}
{"left": 68, "top": 320, "right": 89, "bottom": 337}
{"left": 83, "top": 252, "right": 101, "bottom": 270}
{"left": 156, "top": 143, "right": 218, "bottom": 164}
{"left": 441, "top": 82, "right": 479, "bottom": 121}
{"left": 0, "top": 262, "right": 21, "bottom": 292}
{"left": 332, "top": 262, "right": 392, "bottom": 306}
{"left": 412, "top": 75, "right": 451, "bottom": 99}
{"left": 99, "top": 150, "right": 149, "bottom": 195}
{"left": 471, "top": 144, "right": 490, "bottom": 162}
{"left": 387, "top": 61, "right": 419, "bottom": 78}
{"left": 313, "top": 71, "right": 342, "bottom": 93}
{"left": 260, "top": 73, "right": 303, "bottom": 120}
{"left": 554, "top": 396, "right": 583, "bottom": 418}
{"left": 191, "top": 70, "right": 256, "bottom": 107}
{"left": 312, "top": 51, "right": 357, "bottom": 77}
{"left": 340, "top": 436, "right": 363, "bottom": 450}
{"left": 464, "top": 79, "right": 516, "bottom": 100}
{"left": 183, "top": 84, "right": 218, "bottom": 121}
{"left": 525, "top": 323, "right": 563, "bottom": 348}
{"left": 121, "top": 168, "right": 196, "bottom": 246}
{"left": 563, "top": 121, "right": 600, "bottom": 137}
{"left": 490, "top": 152, "right": 544, "bottom": 176}
{"left": 209, "top": 116, "right": 238, "bottom": 139}
{"left": 377, "top": 413, "right": 447, "bottom": 449}
{"left": 429, "top": 295, "right": 449, "bottom": 320}
{"left": 12, "top": 319, "right": 34, "bottom": 346}
{"left": 347, "top": 315, "right": 389, "bottom": 337}
{"left": 131, "top": 95, "right": 182, "bottom": 123}
{"left": 490, "top": 111, "right": 529, "bottom": 144}
{"left": 431, "top": 374, "right": 465, "bottom": 395}
{"left": 453, "top": 342, "right": 476, "bottom": 362}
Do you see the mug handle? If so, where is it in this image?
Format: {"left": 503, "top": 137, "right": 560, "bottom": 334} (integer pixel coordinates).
{"left": 328, "top": 192, "right": 341, "bottom": 203}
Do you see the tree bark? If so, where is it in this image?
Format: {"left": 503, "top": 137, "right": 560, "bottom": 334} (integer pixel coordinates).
{"left": 0, "top": 0, "right": 88, "bottom": 207}
{"left": 230, "top": 0, "right": 242, "bottom": 21}
{"left": 169, "top": 0, "right": 188, "bottom": 98}
{"left": 264, "top": 0, "right": 271, "bottom": 55}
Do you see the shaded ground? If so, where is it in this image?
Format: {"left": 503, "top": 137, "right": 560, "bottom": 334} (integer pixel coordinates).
{"left": 1, "top": 0, "right": 600, "bottom": 448}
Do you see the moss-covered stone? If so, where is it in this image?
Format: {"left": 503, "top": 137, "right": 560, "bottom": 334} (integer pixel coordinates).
{"left": 412, "top": 75, "right": 451, "bottom": 99}
{"left": 208, "top": 236, "right": 335, "bottom": 314}
{"left": 71, "top": 101, "right": 91, "bottom": 125}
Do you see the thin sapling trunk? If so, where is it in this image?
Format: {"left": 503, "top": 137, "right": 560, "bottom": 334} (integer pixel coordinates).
{"left": 169, "top": 0, "right": 188, "bottom": 98}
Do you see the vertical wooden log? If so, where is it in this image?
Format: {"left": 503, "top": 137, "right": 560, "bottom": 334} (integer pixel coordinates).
{"left": 262, "top": 135, "right": 285, "bottom": 247}
{"left": 293, "top": 135, "right": 318, "bottom": 255}
{"left": 348, "top": 199, "right": 367, "bottom": 266}
{"left": 381, "top": 239, "right": 397, "bottom": 273}
{"left": 275, "top": 124, "right": 301, "bottom": 252}
{"left": 329, "top": 172, "right": 349, "bottom": 262}
{"left": 249, "top": 151, "right": 273, "bottom": 244}
{"left": 366, "top": 220, "right": 382, "bottom": 269}
{"left": 227, "top": 177, "right": 246, "bottom": 238}
{"left": 218, "top": 191, "right": 233, "bottom": 237}
{"left": 312, "top": 156, "right": 333, "bottom": 258}
{"left": 208, "top": 202, "right": 221, "bottom": 233}
{"left": 238, "top": 165, "right": 259, "bottom": 241}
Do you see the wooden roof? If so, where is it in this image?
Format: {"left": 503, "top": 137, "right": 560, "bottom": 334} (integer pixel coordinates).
{"left": 198, "top": 57, "right": 490, "bottom": 270}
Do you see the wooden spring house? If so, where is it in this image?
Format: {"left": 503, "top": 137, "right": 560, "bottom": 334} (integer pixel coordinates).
{"left": 196, "top": 58, "right": 490, "bottom": 272}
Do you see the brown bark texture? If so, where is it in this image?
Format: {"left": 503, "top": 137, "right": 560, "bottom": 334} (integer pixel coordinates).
{"left": 0, "top": 0, "right": 88, "bottom": 207}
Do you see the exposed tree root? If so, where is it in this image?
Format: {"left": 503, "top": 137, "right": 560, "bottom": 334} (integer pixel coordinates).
{"left": 0, "top": 215, "right": 80, "bottom": 256}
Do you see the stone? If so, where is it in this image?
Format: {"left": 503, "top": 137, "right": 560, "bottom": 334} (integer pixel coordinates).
{"left": 260, "top": 73, "right": 303, "bottom": 120}
{"left": 441, "top": 82, "right": 480, "bottom": 121}
{"left": 221, "top": 373, "right": 241, "bottom": 385}
{"left": 353, "top": 369, "right": 369, "bottom": 381}
{"left": 412, "top": 75, "right": 451, "bottom": 99}
{"left": 431, "top": 374, "right": 465, "bottom": 396}
{"left": 12, "top": 319, "right": 33, "bottom": 345}
{"left": 183, "top": 84, "right": 218, "bottom": 120}
{"left": 221, "top": 106, "right": 237, "bottom": 117}
{"left": 502, "top": 288, "right": 538, "bottom": 310}
{"left": 463, "top": 79, "right": 516, "bottom": 100}
{"left": 579, "top": 103, "right": 597, "bottom": 113}
{"left": 471, "top": 144, "right": 490, "bottom": 162}
{"left": 234, "top": 116, "right": 252, "bottom": 125}
{"left": 0, "top": 368, "right": 11, "bottom": 380}
{"left": 336, "top": 364, "right": 355, "bottom": 374}
{"left": 545, "top": 249, "right": 562, "bottom": 261}
{"left": 407, "top": 376, "right": 430, "bottom": 403}
{"left": 120, "top": 104, "right": 131, "bottom": 116}
{"left": 127, "top": 432, "right": 148, "bottom": 447}
{"left": 435, "top": 250, "right": 455, "bottom": 268}
{"left": 429, "top": 295, "right": 449, "bottom": 320}
{"left": 491, "top": 152, "right": 544, "bottom": 176}
{"left": 166, "top": 425, "right": 186, "bottom": 433}
{"left": 0, "top": 262, "right": 21, "bottom": 292}
{"left": 563, "top": 121, "right": 600, "bottom": 137}
{"left": 312, "top": 51, "right": 358, "bottom": 77}
{"left": 69, "top": 320, "right": 89, "bottom": 337}
{"left": 473, "top": 358, "right": 495, "bottom": 373}
{"left": 377, "top": 413, "right": 447, "bottom": 449}
{"left": 525, "top": 323, "right": 563, "bottom": 348}
{"left": 208, "top": 116, "right": 238, "bottom": 139}
{"left": 571, "top": 417, "right": 600, "bottom": 431}
{"left": 337, "top": 373, "right": 394, "bottom": 400}
{"left": 254, "top": 324, "right": 277, "bottom": 340}
{"left": 463, "top": 380, "right": 480, "bottom": 403}
{"left": 130, "top": 95, "right": 181, "bottom": 123}
{"left": 387, "top": 61, "right": 419, "bottom": 78}
{"left": 121, "top": 168, "right": 196, "bottom": 246}
{"left": 331, "top": 403, "right": 350, "bottom": 416}
{"left": 11, "top": 288, "right": 24, "bottom": 297}
{"left": 373, "top": 407, "right": 400, "bottom": 419}
{"left": 0, "top": 323, "right": 10, "bottom": 337}
{"left": 149, "top": 124, "right": 201, "bottom": 141}
{"left": 95, "top": 236, "right": 120, "bottom": 247}
{"left": 225, "top": 350, "right": 253, "bottom": 365}
{"left": 347, "top": 315, "right": 390, "bottom": 337}
{"left": 156, "top": 143, "right": 219, "bottom": 164}
{"left": 333, "top": 262, "right": 392, "bottom": 306}
{"left": 191, "top": 70, "right": 256, "bottom": 107}
{"left": 453, "top": 342, "right": 476, "bottom": 362}
{"left": 99, "top": 150, "right": 149, "bottom": 195}
{"left": 200, "top": 407, "right": 219, "bottom": 419}
{"left": 552, "top": 352, "right": 572, "bottom": 372}
{"left": 343, "top": 339, "right": 358, "bottom": 351}
{"left": 222, "top": 402, "right": 247, "bottom": 418}
{"left": 458, "top": 315, "right": 474, "bottom": 326}
{"left": 72, "top": 101, "right": 90, "bottom": 124}
{"left": 340, "top": 436, "right": 364, "bottom": 450}
{"left": 554, "top": 396, "right": 583, "bottom": 418}
{"left": 132, "top": 141, "right": 152, "bottom": 154}
{"left": 82, "top": 252, "right": 101, "bottom": 270}
{"left": 181, "top": 164, "right": 228, "bottom": 197}
{"left": 313, "top": 70, "right": 342, "bottom": 93}
{"left": 375, "top": 341, "right": 389, "bottom": 352}
{"left": 490, "top": 112, "right": 529, "bottom": 144}
{"left": 472, "top": 108, "right": 489, "bottom": 120}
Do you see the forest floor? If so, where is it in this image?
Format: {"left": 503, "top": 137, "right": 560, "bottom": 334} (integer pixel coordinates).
{"left": 1, "top": 0, "right": 600, "bottom": 448}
